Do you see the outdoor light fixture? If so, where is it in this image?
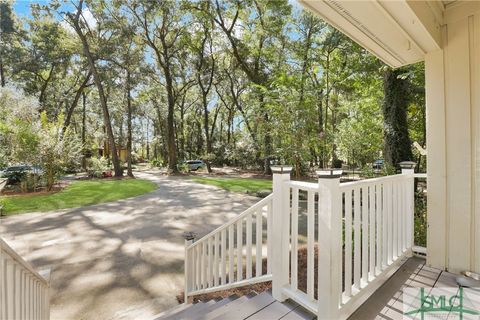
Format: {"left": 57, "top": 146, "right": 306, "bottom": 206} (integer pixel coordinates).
{"left": 270, "top": 165, "right": 293, "bottom": 173}
{"left": 316, "top": 169, "right": 343, "bottom": 178}
{"left": 182, "top": 231, "right": 197, "bottom": 241}
{"left": 398, "top": 161, "right": 416, "bottom": 170}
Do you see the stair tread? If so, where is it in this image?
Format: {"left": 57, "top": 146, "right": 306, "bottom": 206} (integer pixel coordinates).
{"left": 279, "top": 305, "right": 316, "bottom": 320}
{"left": 198, "top": 295, "right": 239, "bottom": 315}
{"left": 191, "top": 293, "right": 254, "bottom": 320}
{"left": 150, "top": 302, "right": 192, "bottom": 320}
{"left": 246, "top": 300, "right": 299, "bottom": 320}
{"left": 160, "top": 301, "right": 209, "bottom": 320}
{"left": 208, "top": 291, "right": 275, "bottom": 320}
{"left": 176, "top": 300, "right": 217, "bottom": 320}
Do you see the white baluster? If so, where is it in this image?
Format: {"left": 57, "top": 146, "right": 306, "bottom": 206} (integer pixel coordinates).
{"left": 229, "top": 225, "right": 234, "bottom": 283}
{"left": 255, "top": 209, "right": 263, "bottom": 277}
{"left": 221, "top": 229, "right": 227, "bottom": 285}
{"left": 237, "top": 220, "right": 243, "bottom": 281}
{"left": 246, "top": 214, "right": 252, "bottom": 279}
{"left": 369, "top": 184, "right": 376, "bottom": 279}
{"left": 376, "top": 183, "right": 382, "bottom": 275}
{"left": 361, "top": 186, "right": 368, "bottom": 283}
{"left": 202, "top": 241, "right": 207, "bottom": 288}
{"left": 345, "top": 189, "right": 353, "bottom": 297}
{"left": 307, "top": 190, "right": 315, "bottom": 299}
{"left": 214, "top": 233, "right": 219, "bottom": 286}
{"left": 291, "top": 187, "right": 299, "bottom": 291}
{"left": 353, "top": 187, "right": 361, "bottom": 290}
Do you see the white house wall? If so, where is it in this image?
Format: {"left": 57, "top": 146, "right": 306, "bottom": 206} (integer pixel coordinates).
{"left": 426, "top": 1, "right": 480, "bottom": 273}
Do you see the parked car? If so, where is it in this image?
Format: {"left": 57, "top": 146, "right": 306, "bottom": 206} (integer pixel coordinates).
{"left": 0, "top": 165, "right": 44, "bottom": 184}
{"left": 186, "top": 160, "right": 205, "bottom": 171}
{"left": 372, "top": 159, "right": 385, "bottom": 170}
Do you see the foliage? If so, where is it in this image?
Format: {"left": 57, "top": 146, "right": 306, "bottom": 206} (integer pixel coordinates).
{"left": 86, "top": 156, "right": 109, "bottom": 178}
{"left": 1, "top": 178, "right": 157, "bottom": 215}
{"left": 38, "top": 112, "right": 83, "bottom": 190}
{"left": 2, "top": 0, "right": 426, "bottom": 178}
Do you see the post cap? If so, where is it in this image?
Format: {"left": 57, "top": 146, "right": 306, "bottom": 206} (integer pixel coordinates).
{"left": 398, "top": 161, "right": 416, "bottom": 170}
{"left": 182, "top": 231, "right": 197, "bottom": 241}
{"left": 271, "top": 165, "right": 293, "bottom": 174}
{"left": 316, "top": 169, "right": 343, "bottom": 179}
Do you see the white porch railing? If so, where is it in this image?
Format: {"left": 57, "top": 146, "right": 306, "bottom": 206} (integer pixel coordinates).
{"left": 1, "top": 237, "right": 50, "bottom": 320}
{"left": 184, "top": 194, "right": 273, "bottom": 301}
{"left": 183, "top": 167, "right": 414, "bottom": 319}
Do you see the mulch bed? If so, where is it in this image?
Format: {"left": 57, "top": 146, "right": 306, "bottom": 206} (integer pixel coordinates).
{"left": 1, "top": 181, "right": 69, "bottom": 196}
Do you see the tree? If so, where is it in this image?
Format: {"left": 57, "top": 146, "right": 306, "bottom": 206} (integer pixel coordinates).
{"left": 382, "top": 68, "right": 413, "bottom": 167}
{"left": 38, "top": 112, "right": 82, "bottom": 190}
{"left": 66, "top": 0, "right": 123, "bottom": 177}
{"left": 210, "top": 0, "right": 291, "bottom": 174}
{"left": 191, "top": 8, "right": 218, "bottom": 172}
{"left": 127, "top": 0, "right": 192, "bottom": 173}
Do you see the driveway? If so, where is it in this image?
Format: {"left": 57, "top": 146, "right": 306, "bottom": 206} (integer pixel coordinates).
{"left": 0, "top": 171, "right": 258, "bottom": 320}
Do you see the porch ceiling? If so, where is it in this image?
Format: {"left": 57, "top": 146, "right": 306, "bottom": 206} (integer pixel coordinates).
{"left": 298, "top": 0, "right": 445, "bottom": 68}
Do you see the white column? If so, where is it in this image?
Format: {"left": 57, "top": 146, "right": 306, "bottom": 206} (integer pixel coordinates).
{"left": 425, "top": 49, "right": 447, "bottom": 270}
{"left": 317, "top": 171, "right": 341, "bottom": 320}
{"left": 271, "top": 165, "right": 292, "bottom": 302}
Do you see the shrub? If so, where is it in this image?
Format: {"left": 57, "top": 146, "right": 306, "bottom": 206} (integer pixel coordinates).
{"left": 38, "top": 112, "right": 83, "bottom": 190}
{"left": 87, "top": 157, "right": 109, "bottom": 178}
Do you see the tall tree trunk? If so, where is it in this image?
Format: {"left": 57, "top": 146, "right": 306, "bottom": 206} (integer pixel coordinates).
{"left": 68, "top": 6, "right": 123, "bottom": 177}
{"left": 0, "top": 57, "right": 5, "bottom": 87}
{"left": 126, "top": 71, "right": 134, "bottom": 177}
{"left": 81, "top": 91, "right": 87, "bottom": 170}
{"left": 63, "top": 71, "right": 91, "bottom": 133}
{"left": 202, "top": 92, "right": 213, "bottom": 173}
{"left": 382, "top": 68, "right": 413, "bottom": 167}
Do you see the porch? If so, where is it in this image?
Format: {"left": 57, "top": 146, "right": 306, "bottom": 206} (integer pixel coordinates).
{"left": 179, "top": 166, "right": 428, "bottom": 320}
{"left": 152, "top": 257, "right": 460, "bottom": 320}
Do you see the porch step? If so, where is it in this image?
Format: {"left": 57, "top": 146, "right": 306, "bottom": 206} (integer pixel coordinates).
{"left": 153, "top": 291, "right": 314, "bottom": 320}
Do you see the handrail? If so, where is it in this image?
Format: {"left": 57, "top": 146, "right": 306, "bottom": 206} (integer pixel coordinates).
{"left": 184, "top": 193, "right": 274, "bottom": 299}
{"left": 1, "top": 236, "right": 50, "bottom": 320}
{"left": 187, "top": 193, "right": 273, "bottom": 250}
{"left": 414, "top": 173, "right": 427, "bottom": 178}
{"left": 285, "top": 180, "right": 318, "bottom": 192}
{"left": 339, "top": 173, "right": 407, "bottom": 190}
{"left": 0, "top": 237, "right": 48, "bottom": 285}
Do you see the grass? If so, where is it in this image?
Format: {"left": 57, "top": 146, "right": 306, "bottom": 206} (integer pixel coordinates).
{"left": 0, "top": 179, "right": 157, "bottom": 215}
{"left": 191, "top": 177, "right": 272, "bottom": 194}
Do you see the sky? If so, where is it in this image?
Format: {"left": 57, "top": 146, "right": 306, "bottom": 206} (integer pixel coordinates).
{"left": 14, "top": 0, "right": 303, "bottom": 18}
{"left": 13, "top": 0, "right": 48, "bottom": 18}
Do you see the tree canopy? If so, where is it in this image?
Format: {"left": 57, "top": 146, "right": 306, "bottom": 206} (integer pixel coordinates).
{"left": 0, "top": 0, "right": 426, "bottom": 176}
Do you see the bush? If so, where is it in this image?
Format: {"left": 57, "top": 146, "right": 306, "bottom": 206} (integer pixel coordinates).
{"left": 177, "top": 162, "right": 190, "bottom": 173}
{"left": 150, "top": 157, "right": 162, "bottom": 168}
{"left": 87, "top": 157, "right": 109, "bottom": 178}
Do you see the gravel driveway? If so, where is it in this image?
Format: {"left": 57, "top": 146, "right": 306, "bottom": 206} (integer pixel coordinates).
{"left": 0, "top": 171, "right": 258, "bottom": 320}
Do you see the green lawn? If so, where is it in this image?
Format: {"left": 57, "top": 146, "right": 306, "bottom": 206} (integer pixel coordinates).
{"left": 0, "top": 179, "right": 157, "bottom": 215}
{"left": 191, "top": 176, "right": 272, "bottom": 194}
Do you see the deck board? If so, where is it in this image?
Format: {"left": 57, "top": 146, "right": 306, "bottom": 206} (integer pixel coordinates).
{"left": 348, "top": 257, "right": 465, "bottom": 320}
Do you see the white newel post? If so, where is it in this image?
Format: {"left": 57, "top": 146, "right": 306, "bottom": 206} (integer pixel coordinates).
{"left": 183, "top": 232, "right": 196, "bottom": 304}
{"left": 400, "top": 162, "right": 415, "bottom": 253}
{"left": 271, "top": 165, "right": 292, "bottom": 302}
{"left": 317, "top": 169, "right": 342, "bottom": 320}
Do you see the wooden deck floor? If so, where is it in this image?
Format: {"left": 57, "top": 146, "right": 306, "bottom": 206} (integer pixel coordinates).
{"left": 349, "top": 257, "right": 461, "bottom": 320}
